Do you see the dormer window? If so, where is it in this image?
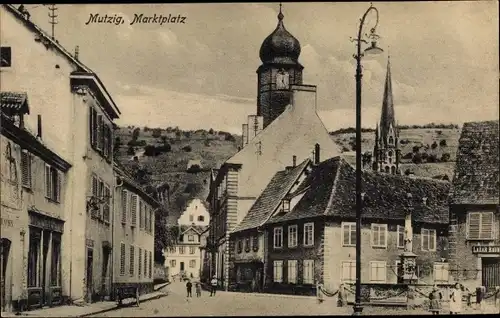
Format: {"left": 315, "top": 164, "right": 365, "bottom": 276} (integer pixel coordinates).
{"left": 1, "top": 47, "right": 11, "bottom": 67}
{"left": 282, "top": 199, "right": 290, "bottom": 213}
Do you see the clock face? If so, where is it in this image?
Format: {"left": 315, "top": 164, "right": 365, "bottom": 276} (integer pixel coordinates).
{"left": 276, "top": 70, "right": 289, "bottom": 89}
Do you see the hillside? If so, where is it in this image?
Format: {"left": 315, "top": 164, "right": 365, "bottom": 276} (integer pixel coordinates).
{"left": 114, "top": 124, "right": 460, "bottom": 224}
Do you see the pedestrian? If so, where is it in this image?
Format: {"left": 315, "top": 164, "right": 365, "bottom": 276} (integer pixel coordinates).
{"left": 186, "top": 279, "right": 193, "bottom": 297}
{"left": 337, "top": 283, "right": 346, "bottom": 307}
{"left": 210, "top": 275, "right": 218, "bottom": 296}
{"left": 449, "top": 283, "right": 462, "bottom": 315}
{"left": 428, "top": 284, "right": 442, "bottom": 315}
{"left": 465, "top": 287, "right": 472, "bottom": 307}
{"left": 195, "top": 281, "right": 202, "bottom": 297}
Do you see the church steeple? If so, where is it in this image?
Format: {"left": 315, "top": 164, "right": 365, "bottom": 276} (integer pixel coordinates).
{"left": 372, "top": 56, "right": 400, "bottom": 175}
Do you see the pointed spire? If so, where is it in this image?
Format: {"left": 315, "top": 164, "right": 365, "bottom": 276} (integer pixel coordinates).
{"left": 278, "top": 2, "right": 284, "bottom": 20}
{"left": 379, "top": 56, "right": 396, "bottom": 145}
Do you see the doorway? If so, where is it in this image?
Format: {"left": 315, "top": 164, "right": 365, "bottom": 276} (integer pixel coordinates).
{"left": 41, "top": 230, "right": 50, "bottom": 306}
{"left": 180, "top": 262, "right": 185, "bottom": 272}
{"left": 482, "top": 257, "right": 500, "bottom": 291}
{"left": 1, "top": 238, "right": 11, "bottom": 312}
{"left": 86, "top": 249, "right": 93, "bottom": 303}
{"left": 101, "top": 246, "right": 110, "bottom": 300}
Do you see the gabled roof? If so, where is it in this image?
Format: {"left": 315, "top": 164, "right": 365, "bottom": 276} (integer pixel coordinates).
{"left": 450, "top": 120, "right": 499, "bottom": 205}
{"left": 0, "top": 92, "right": 30, "bottom": 115}
{"left": 267, "top": 156, "right": 451, "bottom": 225}
{"left": 179, "top": 225, "right": 208, "bottom": 235}
{"left": 233, "top": 158, "right": 311, "bottom": 233}
{"left": 114, "top": 162, "right": 160, "bottom": 208}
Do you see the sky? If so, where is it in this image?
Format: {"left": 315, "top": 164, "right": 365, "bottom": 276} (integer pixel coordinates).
{"left": 24, "top": 2, "right": 499, "bottom": 134}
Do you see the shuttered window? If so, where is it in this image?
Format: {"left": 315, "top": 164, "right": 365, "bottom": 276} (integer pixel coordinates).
{"left": 130, "top": 194, "right": 138, "bottom": 227}
{"left": 341, "top": 261, "right": 356, "bottom": 283}
{"left": 273, "top": 261, "right": 283, "bottom": 283}
{"left": 96, "top": 115, "right": 103, "bottom": 151}
{"left": 467, "top": 212, "right": 495, "bottom": 240}
{"left": 371, "top": 224, "right": 388, "bottom": 248}
{"left": 89, "top": 107, "right": 97, "bottom": 147}
{"left": 120, "top": 243, "right": 126, "bottom": 275}
{"left": 149, "top": 251, "right": 152, "bottom": 278}
{"left": 103, "top": 185, "right": 111, "bottom": 223}
{"left": 45, "top": 164, "right": 61, "bottom": 203}
{"left": 121, "top": 190, "right": 128, "bottom": 224}
{"left": 144, "top": 249, "right": 147, "bottom": 277}
{"left": 98, "top": 180, "right": 104, "bottom": 219}
{"left": 303, "top": 260, "right": 314, "bottom": 284}
{"left": 138, "top": 248, "right": 142, "bottom": 278}
{"left": 21, "top": 150, "right": 32, "bottom": 188}
{"left": 287, "top": 260, "right": 298, "bottom": 284}
{"left": 139, "top": 199, "right": 144, "bottom": 229}
{"left": 129, "top": 245, "right": 135, "bottom": 276}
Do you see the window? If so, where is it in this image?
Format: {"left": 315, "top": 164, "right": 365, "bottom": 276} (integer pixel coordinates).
{"left": 237, "top": 240, "right": 242, "bottom": 253}
{"left": 170, "top": 260, "right": 176, "bottom": 268}
{"left": 244, "top": 238, "right": 251, "bottom": 252}
{"left": 149, "top": 251, "right": 152, "bottom": 278}
{"left": 129, "top": 245, "right": 135, "bottom": 276}
{"left": 45, "top": 164, "right": 61, "bottom": 202}
{"left": 467, "top": 212, "right": 495, "bottom": 240}
{"left": 121, "top": 190, "right": 128, "bottom": 224}
{"left": 188, "top": 235, "right": 194, "bottom": 242}
{"left": 103, "top": 185, "right": 110, "bottom": 223}
{"left": 120, "top": 243, "right": 126, "bottom": 275}
{"left": 421, "top": 228, "right": 437, "bottom": 251}
{"left": 89, "top": 107, "right": 97, "bottom": 148}
{"left": 1, "top": 46, "right": 11, "bottom": 67}
{"left": 145, "top": 206, "right": 150, "bottom": 233}
{"left": 393, "top": 260, "right": 402, "bottom": 283}
{"left": 144, "top": 249, "right": 147, "bottom": 277}
{"left": 282, "top": 199, "right": 290, "bottom": 213}
{"left": 273, "top": 261, "right": 283, "bottom": 283}
{"left": 433, "top": 262, "right": 449, "bottom": 283}
{"left": 303, "top": 260, "right": 314, "bottom": 284}
{"left": 342, "top": 222, "right": 356, "bottom": 247}
{"left": 371, "top": 224, "right": 388, "bottom": 248}
{"left": 288, "top": 225, "right": 298, "bottom": 248}
{"left": 50, "top": 233, "right": 62, "bottom": 286}
{"left": 28, "top": 227, "right": 41, "bottom": 287}
{"left": 287, "top": 260, "right": 298, "bottom": 284}
{"left": 370, "top": 261, "right": 387, "bottom": 283}
{"left": 189, "top": 260, "right": 196, "bottom": 268}
{"left": 189, "top": 215, "right": 194, "bottom": 222}
{"left": 304, "top": 223, "right": 314, "bottom": 246}
{"left": 96, "top": 115, "right": 103, "bottom": 151}
{"left": 189, "top": 247, "right": 196, "bottom": 254}
{"left": 273, "top": 227, "right": 283, "bottom": 248}
{"left": 169, "top": 247, "right": 176, "bottom": 254}
{"left": 138, "top": 247, "right": 142, "bottom": 278}
{"left": 179, "top": 246, "right": 185, "bottom": 254}
{"left": 130, "top": 194, "right": 138, "bottom": 227}
{"left": 252, "top": 236, "right": 259, "bottom": 252}
{"left": 198, "top": 215, "right": 205, "bottom": 222}
{"left": 5, "top": 143, "right": 17, "bottom": 183}
{"left": 139, "top": 200, "right": 144, "bottom": 229}
{"left": 341, "top": 261, "right": 356, "bottom": 283}
{"left": 21, "top": 150, "right": 32, "bottom": 188}
{"left": 397, "top": 225, "right": 405, "bottom": 249}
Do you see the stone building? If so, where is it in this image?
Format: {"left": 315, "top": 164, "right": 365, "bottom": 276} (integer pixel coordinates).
{"left": 206, "top": 5, "right": 340, "bottom": 290}
{"left": 1, "top": 101, "right": 71, "bottom": 311}
{"left": 448, "top": 120, "right": 499, "bottom": 291}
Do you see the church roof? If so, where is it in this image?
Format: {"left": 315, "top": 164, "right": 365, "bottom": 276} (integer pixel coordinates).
{"left": 259, "top": 5, "right": 301, "bottom": 65}
{"left": 450, "top": 120, "right": 499, "bottom": 205}
{"left": 379, "top": 57, "right": 397, "bottom": 143}
{"left": 266, "top": 157, "right": 450, "bottom": 225}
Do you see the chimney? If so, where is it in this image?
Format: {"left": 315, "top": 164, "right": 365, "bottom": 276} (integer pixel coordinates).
{"left": 292, "top": 155, "right": 297, "bottom": 167}
{"left": 290, "top": 84, "right": 317, "bottom": 114}
{"left": 37, "top": 115, "right": 42, "bottom": 139}
{"left": 74, "top": 45, "right": 80, "bottom": 60}
{"left": 314, "top": 143, "right": 320, "bottom": 165}
{"left": 242, "top": 124, "right": 248, "bottom": 148}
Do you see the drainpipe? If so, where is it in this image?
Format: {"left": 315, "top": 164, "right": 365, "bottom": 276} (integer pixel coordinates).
{"left": 113, "top": 174, "right": 124, "bottom": 300}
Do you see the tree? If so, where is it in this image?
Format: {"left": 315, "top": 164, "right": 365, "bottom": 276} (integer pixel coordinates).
{"left": 412, "top": 153, "right": 422, "bottom": 164}
{"left": 132, "top": 127, "right": 140, "bottom": 140}
{"left": 402, "top": 152, "right": 413, "bottom": 160}
{"left": 427, "top": 153, "right": 439, "bottom": 163}
{"left": 127, "top": 145, "right": 135, "bottom": 155}
{"left": 225, "top": 133, "right": 236, "bottom": 142}
{"left": 421, "top": 152, "right": 429, "bottom": 161}
{"left": 152, "top": 128, "right": 162, "bottom": 138}
{"left": 114, "top": 137, "right": 122, "bottom": 156}
{"left": 144, "top": 145, "right": 159, "bottom": 156}
{"left": 412, "top": 145, "right": 421, "bottom": 153}
{"left": 431, "top": 141, "right": 438, "bottom": 150}
{"left": 439, "top": 139, "right": 447, "bottom": 147}
{"left": 182, "top": 145, "right": 192, "bottom": 152}
{"left": 187, "top": 164, "right": 202, "bottom": 173}
{"left": 441, "top": 153, "right": 451, "bottom": 162}
{"left": 161, "top": 136, "right": 168, "bottom": 144}
{"left": 208, "top": 128, "right": 214, "bottom": 135}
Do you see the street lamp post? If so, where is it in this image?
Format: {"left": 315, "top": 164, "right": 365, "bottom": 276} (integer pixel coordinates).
{"left": 352, "top": 3, "right": 383, "bottom": 316}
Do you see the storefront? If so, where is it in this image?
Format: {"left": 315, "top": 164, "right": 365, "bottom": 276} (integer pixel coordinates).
{"left": 473, "top": 245, "right": 500, "bottom": 290}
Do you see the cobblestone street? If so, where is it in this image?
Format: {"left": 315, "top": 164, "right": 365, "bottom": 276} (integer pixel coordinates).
{"left": 88, "top": 282, "right": 498, "bottom": 316}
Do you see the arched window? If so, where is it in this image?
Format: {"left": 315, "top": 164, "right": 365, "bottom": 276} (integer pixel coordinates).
{"left": 388, "top": 151, "right": 393, "bottom": 157}
{"left": 391, "top": 166, "right": 396, "bottom": 174}
{"left": 389, "top": 158, "right": 392, "bottom": 164}
{"left": 389, "top": 136, "right": 394, "bottom": 145}
{"left": 385, "top": 166, "right": 390, "bottom": 173}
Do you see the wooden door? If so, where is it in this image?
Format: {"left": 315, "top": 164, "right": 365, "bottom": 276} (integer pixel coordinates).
{"left": 86, "top": 249, "right": 93, "bottom": 302}
{"left": 0, "top": 239, "right": 11, "bottom": 311}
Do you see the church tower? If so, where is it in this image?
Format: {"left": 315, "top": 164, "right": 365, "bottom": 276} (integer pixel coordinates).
{"left": 257, "top": 4, "right": 304, "bottom": 128}
{"left": 373, "top": 57, "right": 401, "bottom": 175}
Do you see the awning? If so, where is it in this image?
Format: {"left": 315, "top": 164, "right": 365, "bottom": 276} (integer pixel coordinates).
{"left": 0, "top": 92, "right": 30, "bottom": 115}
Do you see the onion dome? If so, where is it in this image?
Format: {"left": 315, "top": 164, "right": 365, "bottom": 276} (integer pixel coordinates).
{"left": 259, "top": 6, "right": 301, "bottom": 64}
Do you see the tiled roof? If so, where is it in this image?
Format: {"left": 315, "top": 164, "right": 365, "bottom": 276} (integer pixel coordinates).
{"left": 233, "top": 158, "right": 311, "bottom": 233}
{"left": 0, "top": 92, "right": 29, "bottom": 114}
{"left": 266, "top": 156, "right": 451, "bottom": 225}
{"left": 450, "top": 120, "right": 499, "bottom": 205}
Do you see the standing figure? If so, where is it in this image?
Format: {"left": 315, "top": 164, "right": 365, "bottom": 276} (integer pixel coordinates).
{"left": 210, "top": 276, "right": 218, "bottom": 296}
{"left": 195, "top": 281, "right": 202, "bottom": 297}
{"left": 465, "top": 287, "right": 472, "bottom": 307}
{"left": 449, "top": 283, "right": 462, "bottom": 315}
{"left": 494, "top": 286, "right": 500, "bottom": 314}
{"left": 186, "top": 280, "right": 193, "bottom": 297}
{"left": 429, "top": 284, "right": 442, "bottom": 315}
